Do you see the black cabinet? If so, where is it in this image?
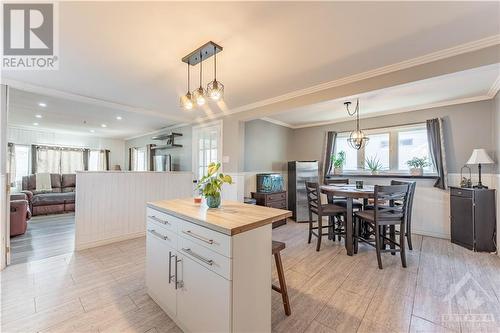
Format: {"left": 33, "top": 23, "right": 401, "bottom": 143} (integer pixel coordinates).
{"left": 450, "top": 187, "right": 496, "bottom": 252}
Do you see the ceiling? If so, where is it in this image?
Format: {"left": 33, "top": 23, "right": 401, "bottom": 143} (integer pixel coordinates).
{"left": 8, "top": 88, "right": 173, "bottom": 138}
{"left": 265, "top": 64, "right": 500, "bottom": 128}
{"left": 2, "top": 1, "right": 500, "bottom": 132}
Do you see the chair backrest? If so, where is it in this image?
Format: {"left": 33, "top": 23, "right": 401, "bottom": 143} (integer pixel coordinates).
{"left": 390, "top": 180, "right": 416, "bottom": 219}
{"left": 324, "top": 178, "right": 349, "bottom": 185}
{"left": 305, "top": 181, "right": 321, "bottom": 215}
{"left": 373, "top": 184, "right": 410, "bottom": 222}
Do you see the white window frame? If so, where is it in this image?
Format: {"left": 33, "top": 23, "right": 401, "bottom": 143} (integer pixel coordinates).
{"left": 334, "top": 123, "right": 436, "bottom": 175}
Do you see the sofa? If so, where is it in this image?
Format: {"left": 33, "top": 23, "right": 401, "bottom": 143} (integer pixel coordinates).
{"left": 10, "top": 193, "right": 32, "bottom": 236}
{"left": 22, "top": 174, "right": 76, "bottom": 216}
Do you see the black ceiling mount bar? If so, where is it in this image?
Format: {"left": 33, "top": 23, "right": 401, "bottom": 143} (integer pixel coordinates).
{"left": 182, "top": 41, "right": 223, "bottom": 66}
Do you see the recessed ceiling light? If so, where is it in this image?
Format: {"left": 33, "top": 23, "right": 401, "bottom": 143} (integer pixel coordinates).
{"left": 101, "top": 124, "right": 107, "bottom": 128}
{"left": 38, "top": 102, "right": 47, "bottom": 108}
{"left": 116, "top": 116, "right": 122, "bottom": 120}
{"left": 90, "top": 129, "right": 95, "bottom": 133}
{"left": 33, "top": 122, "right": 39, "bottom": 126}
{"left": 35, "top": 114, "right": 42, "bottom": 118}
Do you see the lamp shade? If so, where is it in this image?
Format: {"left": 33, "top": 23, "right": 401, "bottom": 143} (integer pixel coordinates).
{"left": 466, "top": 149, "right": 494, "bottom": 165}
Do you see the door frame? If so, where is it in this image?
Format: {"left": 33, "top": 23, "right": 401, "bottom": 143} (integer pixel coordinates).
{"left": 191, "top": 120, "right": 223, "bottom": 181}
{"left": 0, "top": 84, "right": 10, "bottom": 269}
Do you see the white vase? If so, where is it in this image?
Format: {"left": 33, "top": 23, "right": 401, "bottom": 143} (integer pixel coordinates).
{"left": 334, "top": 167, "right": 343, "bottom": 175}
{"left": 410, "top": 168, "right": 423, "bottom": 176}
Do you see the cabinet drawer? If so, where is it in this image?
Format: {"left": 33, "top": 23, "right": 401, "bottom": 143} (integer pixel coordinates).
{"left": 450, "top": 188, "right": 473, "bottom": 198}
{"left": 178, "top": 236, "right": 232, "bottom": 280}
{"left": 266, "top": 192, "right": 286, "bottom": 203}
{"left": 146, "top": 207, "right": 183, "bottom": 232}
{"left": 266, "top": 200, "right": 286, "bottom": 209}
{"left": 178, "top": 220, "right": 232, "bottom": 258}
{"left": 147, "top": 221, "right": 177, "bottom": 250}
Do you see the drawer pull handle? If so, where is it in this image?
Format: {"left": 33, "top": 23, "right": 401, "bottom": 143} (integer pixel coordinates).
{"left": 148, "top": 229, "right": 169, "bottom": 241}
{"left": 182, "top": 248, "right": 214, "bottom": 266}
{"left": 148, "top": 215, "right": 170, "bottom": 225}
{"left": 182, "top": 230, "right": 214, "bottom": 244}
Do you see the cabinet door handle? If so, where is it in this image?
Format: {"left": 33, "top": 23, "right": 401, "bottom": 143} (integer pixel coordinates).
{"left": 148, "top": 229, "right": 168, "bottom": 241}
{"left": 168, "top": 251, "right": 175, "bottom": 284}
{"left": 148, "top": 215, "right": 170, "bottom": 225}
{"left": 174, "top": 254, "right": 183, "bottom": 289}
{"left": 182, "top": 230, "right": 214, "bottom": 244}
{"left": 181, "top": 248, "right": 214, "bottom": 266}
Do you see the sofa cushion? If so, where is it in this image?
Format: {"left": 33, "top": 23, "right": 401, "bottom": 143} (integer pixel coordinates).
{"left": 51, "top": 174, "right": 62, "bottom": 189}
{"left": 61, "top": 174, "right": 76, "bottom": 188}
{"left": 31, "top": 192, "right": 75, "bottom": 206}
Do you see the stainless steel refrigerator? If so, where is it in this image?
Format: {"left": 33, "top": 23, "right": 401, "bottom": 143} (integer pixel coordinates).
{"left": 288, "top": 161, "right": 319, "bottom": 222}
{"left": 154, "top": 154, "right": 172, "bottom": 171}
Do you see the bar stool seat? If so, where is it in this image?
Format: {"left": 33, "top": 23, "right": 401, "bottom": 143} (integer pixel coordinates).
{"left": 272, "top": 240, "right": 291, "bottom": 316}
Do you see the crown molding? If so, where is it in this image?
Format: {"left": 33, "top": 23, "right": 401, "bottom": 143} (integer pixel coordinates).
{"left": 260, "top": 117, "right": 294, "bottom": 129}
{"left": 2, "top": 79, "right": 190, "bottom": 123}
{"left": 488, "top": 75, "right": 500, "bottom": 98}
{"left": 197, "top": 34, "right": 500, "bottom": 123}
{"left": 284, "top": 95, "right": 492, "bottom": 130}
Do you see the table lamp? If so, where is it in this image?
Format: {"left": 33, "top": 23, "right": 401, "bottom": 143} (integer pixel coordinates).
{"left": 466, "top": 149, "right": 494, "bottom": 189}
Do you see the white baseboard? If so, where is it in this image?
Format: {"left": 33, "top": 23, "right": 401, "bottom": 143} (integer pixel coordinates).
{"left": 75, "top": 231, "right": 145, "bottom": 251}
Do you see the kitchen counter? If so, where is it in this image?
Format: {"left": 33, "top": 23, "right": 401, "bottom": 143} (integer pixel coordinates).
{"left": 146, "top": 197, "right": 291, "bottom": 332}
{"left": 147, "top": 198, "right": 291, "bottom": 235}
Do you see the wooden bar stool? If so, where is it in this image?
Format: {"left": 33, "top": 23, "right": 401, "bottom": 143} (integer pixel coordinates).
{"left": 272, "top": 240, "right": 291, "bottom": 316}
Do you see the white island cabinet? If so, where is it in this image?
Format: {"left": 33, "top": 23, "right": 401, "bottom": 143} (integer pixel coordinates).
{"left": 146, "top": 198, "right": 291, "bottom": 333}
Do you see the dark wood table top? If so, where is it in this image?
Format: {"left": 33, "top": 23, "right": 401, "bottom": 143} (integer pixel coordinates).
{"left": 320, "top": 184, "right": 375, "bottom": 199}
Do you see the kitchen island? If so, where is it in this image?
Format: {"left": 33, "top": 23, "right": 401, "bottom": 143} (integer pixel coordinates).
{"left": 146, "top": 198, "right": 291, "bottom": 333}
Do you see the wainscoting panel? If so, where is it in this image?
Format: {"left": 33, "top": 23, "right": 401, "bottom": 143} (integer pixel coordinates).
{"left": 75, "top": 171, "right": 193, "bottom": 250}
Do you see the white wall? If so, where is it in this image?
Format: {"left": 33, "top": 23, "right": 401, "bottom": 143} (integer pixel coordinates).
{"left": 8, "top": 126, "right": 126, "bottom": 169}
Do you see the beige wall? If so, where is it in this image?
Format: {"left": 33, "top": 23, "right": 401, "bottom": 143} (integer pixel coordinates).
{"left": 493, "top": 92, "right": 500, "bottom": 173}
{"left": 244, "top": 119, "right": 292, "bottom": 172}
{"left": 289, "top": 99, "right": 496, "bottom": 174}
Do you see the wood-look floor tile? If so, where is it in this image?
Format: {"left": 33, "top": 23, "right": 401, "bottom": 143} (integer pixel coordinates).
{"left": 304, "top": 320, "right": 336, "bottom": 333}
{"left": 409, "top": 315, "right": 458, "bottom": 333}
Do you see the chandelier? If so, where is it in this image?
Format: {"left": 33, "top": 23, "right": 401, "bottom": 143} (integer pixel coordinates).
{"left": 180, "top": 41, "right": 224, "bottom": 110}
{"left": 344, "top": 99, "right": 369, "bottom": 150}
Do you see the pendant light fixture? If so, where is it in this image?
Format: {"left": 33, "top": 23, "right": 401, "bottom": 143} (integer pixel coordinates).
{"left": 345, "top": 99, "right": 369, "bottom": 150}
{"left": 192, "top": 51, "right": 207, "bottom": 106}
{"left": 180, "top": 61, "right": 193, "bottom": 110}
{"left": 180, "top": 41, "right": 223, "bottom": 110}
{"left": 207, "top": 45, "right": 224, "bottom": 101}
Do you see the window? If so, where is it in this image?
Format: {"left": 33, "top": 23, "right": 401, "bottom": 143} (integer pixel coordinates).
{"left": 335, "top": 135, "right": 357, "bottom": 170}
{"left": 36, "top": 146, "right": 85, "bottom": 174}
{"left": 13, "top": 145, "right": 30, "bottom": 190}
{"left": 193, "top": 123, "right": 221, "bottom": 180}
{"left": 88, "top": 150, "right": 107, "bottom": 171}
{"left": 333, "top": 123, "right": 434, "bottom": 174}
{"left": 364, "top": 133, "right": 390, "bottom": 170}
{"left": 134, "top": 147, "right": 147, "bottom": 171}
{"left": 398, "top": 127, "right": 433, "bottom": 172}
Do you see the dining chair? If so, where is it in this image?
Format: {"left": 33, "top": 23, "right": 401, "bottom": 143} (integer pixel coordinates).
{"left": 305, "top": 181, "right": 347, "bottom": 251}
{"left": 390, "top": 180, "right": 416, "bottom": 250}
{"left": 353, "top": 184, "right": 410, "bottom": 269}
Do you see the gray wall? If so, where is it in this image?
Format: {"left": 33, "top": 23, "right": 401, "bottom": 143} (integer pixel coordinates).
{"left": 125, "top": 125, "right": 192, "bottom": 171}
{"left": 289, "top": 99, "right": 496, "bottom": 173}
{"left": 244, "top": 119, "right": 293, "bottom": 172}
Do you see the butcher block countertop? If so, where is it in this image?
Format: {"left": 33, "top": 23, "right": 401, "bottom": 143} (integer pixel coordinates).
{"left": 147, "top": 198, "right": 292, "bottom": 236}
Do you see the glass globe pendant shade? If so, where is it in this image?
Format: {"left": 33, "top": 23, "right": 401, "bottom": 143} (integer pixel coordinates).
{"left": 207, "top": 79, "right": 224, "bottom": 101}
{"left": 193, "top": 86, "right": 207, "bottom": 106}
{"left": 348, "top": 129, "right": 369, "bottom": 150}
{"left": 180, "top": 92, "right": 193, "bottom": 110}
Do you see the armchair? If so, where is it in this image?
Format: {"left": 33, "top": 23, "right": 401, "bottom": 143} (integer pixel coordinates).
{"left": 10, "top": 193, "right": 32, "bottom": 237}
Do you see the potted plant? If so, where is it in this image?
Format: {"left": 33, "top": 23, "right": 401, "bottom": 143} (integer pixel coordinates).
{"left": 195, "top": 162, "right": 233, "bottom": 208}
{"left": 406, "top": 157, "right": 429, "bottom": 176}
{"left": 331, "top": 151, "right": 346, "bottom": 175}
{"left": 365, "top": 155, "right": 383, "bottom": 175}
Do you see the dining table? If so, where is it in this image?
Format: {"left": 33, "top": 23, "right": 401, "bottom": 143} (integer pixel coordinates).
{"left": 320, "top": 184, "right": 375, "bottom": 256}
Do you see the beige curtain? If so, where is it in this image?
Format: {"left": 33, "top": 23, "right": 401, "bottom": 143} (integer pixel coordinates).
{"left": 60, "top": 150, "right": 84, "bottom": 173}
{"left": 36, "top": 147, "right": 61, "bottom": 173}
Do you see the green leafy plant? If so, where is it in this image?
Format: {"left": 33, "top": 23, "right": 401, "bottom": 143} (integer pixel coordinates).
{"left": 331, "top": 151, "right": 346, "bottom": 168}
{"left": 195, "top": 162, "right": 233, "bottom": 198}
{"left": 406, "top": 157, "right": 430, "bottom": 169}
{"left": 365, "top": 155, "right": 383, "bottom": 172}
